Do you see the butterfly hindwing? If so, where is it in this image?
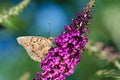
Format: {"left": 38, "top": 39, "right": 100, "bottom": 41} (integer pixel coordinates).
{"left": 17, "top": 36, "right": 52, "bottom": 62}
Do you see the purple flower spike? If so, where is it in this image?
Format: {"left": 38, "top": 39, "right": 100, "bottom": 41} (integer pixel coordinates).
{"left": 34, "top": 0, "right": 95, "bottom": 80}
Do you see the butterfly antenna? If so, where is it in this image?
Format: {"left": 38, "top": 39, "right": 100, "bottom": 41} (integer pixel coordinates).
{"left": 48, "top": 22, "right": 51, "bottom": 37}
{"left": 48, "top": 22, "right": 56, "bottom": 41}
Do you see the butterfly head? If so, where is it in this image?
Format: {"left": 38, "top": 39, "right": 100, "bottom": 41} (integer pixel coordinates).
{"left": 48, "top": 37, "right": 53, "bottom": 41}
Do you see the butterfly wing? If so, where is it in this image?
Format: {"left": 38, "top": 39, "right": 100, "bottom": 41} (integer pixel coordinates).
{"left": 17, "top": 36, "right": 52, "bottom": 62}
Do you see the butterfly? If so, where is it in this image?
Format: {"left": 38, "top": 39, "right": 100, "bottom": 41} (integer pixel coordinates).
{"left": 17, "top": 36, "right": 53, "bottom": 62}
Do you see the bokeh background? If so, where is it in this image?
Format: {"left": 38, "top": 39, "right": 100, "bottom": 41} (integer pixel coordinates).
{"left": 0, "top": 0, "right": 120, "bottom": 80}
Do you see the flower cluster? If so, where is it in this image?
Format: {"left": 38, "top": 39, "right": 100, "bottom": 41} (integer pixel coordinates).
{"left": 34, "top": 0, "right": 95, "bottom": 80}
{"left": 0, "top": 0, "right": 30, "bottom": 23}
{"left": 87, "top": 41, "right": 120, "bottom": 62}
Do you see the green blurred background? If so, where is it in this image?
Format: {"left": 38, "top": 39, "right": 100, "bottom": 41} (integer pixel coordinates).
{"left": 0, "top": 0, "right": 120, "bottom": 80}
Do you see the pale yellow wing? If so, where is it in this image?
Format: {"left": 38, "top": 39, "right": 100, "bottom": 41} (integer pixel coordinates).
{"left": 17, "top": 36, "right": 52, "bottom": 62}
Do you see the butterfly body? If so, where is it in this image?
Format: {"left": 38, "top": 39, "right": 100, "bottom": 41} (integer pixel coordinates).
{"left": 17, "top": 36, "right": 52, "bottom": 62}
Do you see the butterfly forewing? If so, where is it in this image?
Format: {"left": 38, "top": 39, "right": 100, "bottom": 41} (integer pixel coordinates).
{"left": 17, "top": 36, "right": 52, "bottom": 62}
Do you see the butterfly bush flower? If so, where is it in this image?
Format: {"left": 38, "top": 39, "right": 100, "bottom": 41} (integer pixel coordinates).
{"left": 34, "top": 0, "right": 95, "bottom": 80}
